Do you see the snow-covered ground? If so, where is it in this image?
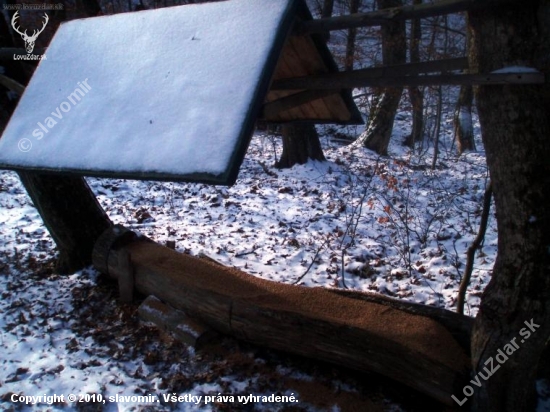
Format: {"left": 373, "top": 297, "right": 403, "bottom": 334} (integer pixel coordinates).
{"left": 1, "top": 113, "right": 503, "bottom": 411}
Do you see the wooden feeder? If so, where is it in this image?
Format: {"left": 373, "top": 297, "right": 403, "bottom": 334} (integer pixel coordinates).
{"left": 0, "top": 0, "right": 360, "bottom": 186}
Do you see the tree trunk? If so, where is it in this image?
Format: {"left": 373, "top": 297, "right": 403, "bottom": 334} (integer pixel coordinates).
{"left": 453, "top": 85, "right": 475, "bottom": 154}
{"left": 17, "top": 173, "right": 112, "bottom": 274}
{"left": 345, "top": 0, "right": 361, "bottom": 71}
{"left": 356, "top": 0, "right": 406, "bottom": 155}
{"left": 276, "top": 123, "right": 325, "bottom": 169}
{"left": 321, "top": 0, "right": 335, "bottom": 41}
{"left": 321, "top": 0, "right": 334, "bottom": 19}
{"left": 1, "top": 0, "right": 112, "bottom": 274}
{"left": 404, "top": 0, "right": 424, "bottom": 149}
{"left": 468, "top": 1, "right": 550, "bottom": 410}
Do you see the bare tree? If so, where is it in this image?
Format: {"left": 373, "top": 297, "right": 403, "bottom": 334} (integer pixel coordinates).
{"left": 321, "top": 0, "right": 335, "bottom": 41}
{"left": 453, "top": 84, "right": 475, "bottom": 154}
{"left": 355, "top": 0, "right": 406, "bottom": 155}
{"left": 404, "top": 0, "right": 424, "bottom": 149}
{"left": 345, "top": 0, "right": 362, "bottom": 71}
{"left": 276, "top": 123, "right": 326, "bottom": 169}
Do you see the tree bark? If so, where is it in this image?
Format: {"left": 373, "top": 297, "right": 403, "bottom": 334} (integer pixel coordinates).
{"left": 321, "top": 0, "right": 335, "bottom": 19}
{"left": 356, "top": 0, "right": 406, "bottom": 155}
{"left": 345, "top": 0, "right": 362, "bottom": 71}
{"left": 453, "top": 85, "right": 475, "bottom": 154}
{"left": 276, "top": 123, "right": 325, "bottom": 169}
{"left": 17, "top": 173, "right": 112, "bottom": 274}
{"left": 468, "top": 1, "right": 550, "bottom": 410}
{"left": 456, "top": 181, "right": 492, "bottom": 315}
{"left": 321, "top": 0, "right": 335, "bottom": 41}
{"left": 404, "top": 0, "right": 424, "bottom": 149}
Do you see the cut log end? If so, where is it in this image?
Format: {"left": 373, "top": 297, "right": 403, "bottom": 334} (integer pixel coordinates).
{"left": 92, "top": 224, "right": 150, "bottom": 277}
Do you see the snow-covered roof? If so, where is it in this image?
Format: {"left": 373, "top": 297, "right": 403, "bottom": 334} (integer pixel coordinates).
{"left": 0, "top": 0, "right": 304, "bottom": 185}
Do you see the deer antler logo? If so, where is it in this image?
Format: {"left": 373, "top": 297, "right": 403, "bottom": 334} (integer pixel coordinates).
{"left": 11, "top": 11, "right": 49, "bottom": 54}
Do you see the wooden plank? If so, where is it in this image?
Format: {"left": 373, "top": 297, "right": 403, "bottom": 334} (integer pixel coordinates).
{"left": 266, "top": 30, "right": 355, "bottom": 123}
{"left": 272, "top": 72, "right": 545, "bottom": 90}
{"left": 297, "top": 0, "right": 496, "bottom": 34}
{"left": 283, "top": 35, "right": 334, "bottom": 119}
{"left": 92, "top": 227, "right": 471, "bottom": 405}
{"left": 261, "top": 90, "right": 338, "bottom": 120}
{"left": 138, "top": 295, "right": 218, "bottom": 349}
{"left": 273, "top": 57, "right": 469, "bottom": 90}
{"left": 322, "top": 93, "right": 354, "bottom": 121}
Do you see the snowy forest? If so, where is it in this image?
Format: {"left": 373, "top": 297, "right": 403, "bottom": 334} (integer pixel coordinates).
{"left": 0, "top": 0, "right": 549, "bottom": 411}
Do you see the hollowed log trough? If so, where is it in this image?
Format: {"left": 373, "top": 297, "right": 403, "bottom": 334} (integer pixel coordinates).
{"left": 92, "top": 225, "right": 472, "bottom": 406}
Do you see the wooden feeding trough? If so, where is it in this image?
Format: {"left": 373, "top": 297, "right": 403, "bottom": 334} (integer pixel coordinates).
{"left": 93, "top": 225, "right": 471, "bottom": 406}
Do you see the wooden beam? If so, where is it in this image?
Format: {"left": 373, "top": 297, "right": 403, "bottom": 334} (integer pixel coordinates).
{"left": 297, "top": 0, "right": 496, "bottom": 34}
{"left": 261, "top": 89, "right": 337, "bottom": 119}
{"left": 272, "top": 57, "right": 469, "bottom": 90}
{"left": 92, "top": 227, "right": 471, "bottom": 406}
{"left": 272, "top": 72, "right": 545, "bottom": 90}
{"left": 138, "top": 295, "right": 218, "bottom": 349}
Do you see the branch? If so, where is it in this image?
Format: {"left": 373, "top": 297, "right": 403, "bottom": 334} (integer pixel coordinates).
{"left": 456, "top": 181, "right": 493, "bottom": 315}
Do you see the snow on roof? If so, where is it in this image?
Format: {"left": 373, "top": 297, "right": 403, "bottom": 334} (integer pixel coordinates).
{"left": 0, "top": 0, "right": 298, "bottom": 185}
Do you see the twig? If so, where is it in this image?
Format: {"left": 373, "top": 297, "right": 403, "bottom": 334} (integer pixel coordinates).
{"left": 456, "top": 180, "right": 492, "bottom": 314}
{"left": 293, "top": 237, "right": 330, "bottom": 285}
{"left": 258, "top": 161, "right": 277, "bottom": 177}
{"left": 235, "top": 246, "right": 261, "bottom": 258}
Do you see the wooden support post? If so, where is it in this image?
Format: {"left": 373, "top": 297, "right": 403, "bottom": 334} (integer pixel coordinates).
{"left": 93, "top": 226, "right": 471, "bottom": 406}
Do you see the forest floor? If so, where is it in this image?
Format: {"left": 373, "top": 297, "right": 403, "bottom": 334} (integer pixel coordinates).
{"left": 2, "top": 119, "right": 548, "bottom": 411}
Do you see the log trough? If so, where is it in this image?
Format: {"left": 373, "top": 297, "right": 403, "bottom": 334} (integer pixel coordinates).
{"left": 93, "top": 225, "right": 472, "bottom": 406}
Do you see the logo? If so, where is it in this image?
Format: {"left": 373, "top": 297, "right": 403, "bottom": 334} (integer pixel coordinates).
{"left": 11, "top": 11, "right": 49, "bottom": 54}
